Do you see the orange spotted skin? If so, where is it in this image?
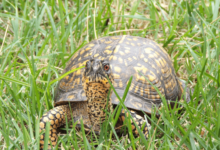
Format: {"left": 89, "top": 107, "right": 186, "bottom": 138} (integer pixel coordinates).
{"left": 40, "top": 102, "right": 90, "bottom": 149}
{"left": 40, "top": 105, "right": 67, "bottom": 149}
{"left": 39, "top": 35, "right": 192, "bottom": 149}
{"left": 119, "top": 109, "right": 149, "bottom": 139}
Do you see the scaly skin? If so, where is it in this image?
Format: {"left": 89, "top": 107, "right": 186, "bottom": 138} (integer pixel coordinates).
{"left": 39, "top": 104, "right": 149, "bottom": 149}
{"left": 39, "top": 102, "right": 90, "bottom": 150}
{"left": 39, "top": 105, "right": 69, "bottom": 149}
{"left": 119, "top": 109, "right": 149, "bottom": 139}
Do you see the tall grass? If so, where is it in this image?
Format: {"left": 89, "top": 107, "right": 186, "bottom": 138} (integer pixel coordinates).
{"left": 0, "top": 0, "right": 219, "bottom": 149}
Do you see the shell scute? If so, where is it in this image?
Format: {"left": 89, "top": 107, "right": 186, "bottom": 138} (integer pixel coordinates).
{"left": 55, "top": 35, "right": 185, "bottom": 114}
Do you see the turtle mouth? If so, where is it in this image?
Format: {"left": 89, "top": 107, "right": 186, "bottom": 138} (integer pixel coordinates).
{"left": 84, "top": 77, "right": 111, "bottom": 89}
{"left": 83, "top": 77, "right": 111, "bottom": 99}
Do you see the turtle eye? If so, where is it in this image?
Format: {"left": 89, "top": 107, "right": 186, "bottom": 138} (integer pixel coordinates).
{"left": 104, "top": 64, "right": 110, "bottom": 71}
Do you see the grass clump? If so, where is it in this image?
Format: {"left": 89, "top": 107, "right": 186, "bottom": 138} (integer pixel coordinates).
{"left": 0, "top": 0, "right": 219, "bottom": 149}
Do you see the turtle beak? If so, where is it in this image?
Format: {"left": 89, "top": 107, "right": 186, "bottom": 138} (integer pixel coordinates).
{"left": 92, "top": 64, "right": 100, "bottom": 74}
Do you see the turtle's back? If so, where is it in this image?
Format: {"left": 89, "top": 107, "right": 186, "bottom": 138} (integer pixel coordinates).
{"left": 55, "top": 35, "right": 185, "bottom": 114}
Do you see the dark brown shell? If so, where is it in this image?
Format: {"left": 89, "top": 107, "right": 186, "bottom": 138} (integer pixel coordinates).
{"left": 54, "top": 35, "right": 190, "bottom": 114}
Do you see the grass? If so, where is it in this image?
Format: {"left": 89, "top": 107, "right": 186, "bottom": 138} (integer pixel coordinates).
{"left": 0, "top": 0, "right": 220, "bottom": 149}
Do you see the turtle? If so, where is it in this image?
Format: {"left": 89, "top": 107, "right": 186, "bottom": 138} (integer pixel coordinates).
{"left": 39, "top": 35, "right": 192, "bottom": 149}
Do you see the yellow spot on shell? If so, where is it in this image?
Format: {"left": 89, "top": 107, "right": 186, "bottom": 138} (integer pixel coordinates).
{"left": 105, "top": 40, "right": 112, "bottom": 44}
{"left": 68, "top": 95, "right": 75, "bottom": 99}
{"left": 113, "top": 73, "right": 120, "bottom": 79}
{"left": 128, "top": 57, "right": 132, "bottom": 62}
{"left": 144, "top": 58, "right": 148, "bottom": 63}
{"left": 65, "top": 76, "right": 69, "bottom": 80}
{"left": 112, "top": 36, "right": 120, "bottom": 39}
{"left": 136, "top": 74, "right": 146, "bottom": 83}
{"left": 130, "top": 83, "right": 135, "bottom": 90}
{"left": 144, "top": 48, "right": 154, "bottom": 53}
{"left": 60, "top": 81, "right": 66, "bottom": 88}
{"left": 115, "top": 97, "right": 120, "bottom": 102}
{"left": 83, "top": 60, "right": 88, "bottom": 65}
{"left": 119, "top": 51, "right": 125, "bottom": 55}
{"left": 82, "top": 92, "right": 86, "bottom": 97}
{"left": 119, "top": 80, "right": 123, "bottom": 88}
{"left": 118, "top": 57, "right": 123, "bottom": 63}
{"left": 94, "top": 53, "right": 99, "bottom": 57}
{"left": 80, "top": 49, "right": 85, "bottom": 55}
{"left": 148, "top": 53, "right": 157, "bottom": 58}
{"left": 125, "top": 47, "right": 130, "bottom": 50}
{"left": 140, "top": 54, "right": 145, "bottom": 59}
{"left": 133, "top": 37, "right": 138, "bottom": 41}
{"left": 104, "top": 50, "right": 112, "bottom": 54}
{"left": 131, "top": 43, "right": 135, "bottom": 46}
{"left": 119, "top": 35, "right": 126, "bottom": 43}
{"left": 148, "top": 74, "right": 156, "bottom": 82}
{"left": 113, "top": 56, "right": 117, "bottom": 61}
{"left": 114, "top": 45, "right": 120, "bottom": 53}
{"left": 89, "top": 44, "right": 95, "bottom": 47}
{"left": 144, "top": 88, "right": 150, "bottom": 94}
{"left": 75, "top": 70, "right": 81, "bottom": 76}
{"left": 106, "top": 45, "right": 111, "bottom": 49}
{"left": 76, "top": 78, "right": 80, "bottom": 84}
{"left": 85, "top": 47, "right": 91, "bottom": 51}
{"left": 84, "top": 53, "right": 90, "bottom": 57}
{"left": 140, "top": 87, "right": 144, "bottom": 96}
{"left": 151, "top": 86, "right": 156, "bottom": 91}
{"left": 108, "top": 55, "right": 114, "bottom": 61}
{"left": 134, "top": 65, "right": 148, "bottom": 74}
{"left": 133, "top": 101, "right": 142, "bottom": 108}
{"left": 124, "top": 60, "right": 128, "bottom": 66}
{"left": 155, "top": 94, "right": 160, "bottom": 99}
{"left": 124, "top": 50, "right": 130, "bottom": 54}
{"left": 134, "top": 85, "right": 139, "bottom": 93}
{"left": 114, "top": 66, "right": 121, "bottom": 73}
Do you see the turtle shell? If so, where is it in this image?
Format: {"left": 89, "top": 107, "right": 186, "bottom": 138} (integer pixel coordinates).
{"left": 55, "top": 35, "right": 187, "bottom": 114}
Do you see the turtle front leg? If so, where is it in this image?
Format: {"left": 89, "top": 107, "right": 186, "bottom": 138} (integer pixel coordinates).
{"left": 39, "top": 104, "right": 71, "bottom": 150}
{"left": 39, "top": 102, "right": 90, "bottom": 150}
{"left": 119, "top": 109, "right": 150, "bottom": 139}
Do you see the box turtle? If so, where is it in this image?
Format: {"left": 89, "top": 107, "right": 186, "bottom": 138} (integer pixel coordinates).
{"left": 39, "top": 35, "right": 192, "bottom": 149}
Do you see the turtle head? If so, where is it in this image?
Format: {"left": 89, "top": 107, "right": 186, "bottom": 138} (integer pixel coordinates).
{"left": 82, "top": 59, "right": 113, "bottom": 98}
